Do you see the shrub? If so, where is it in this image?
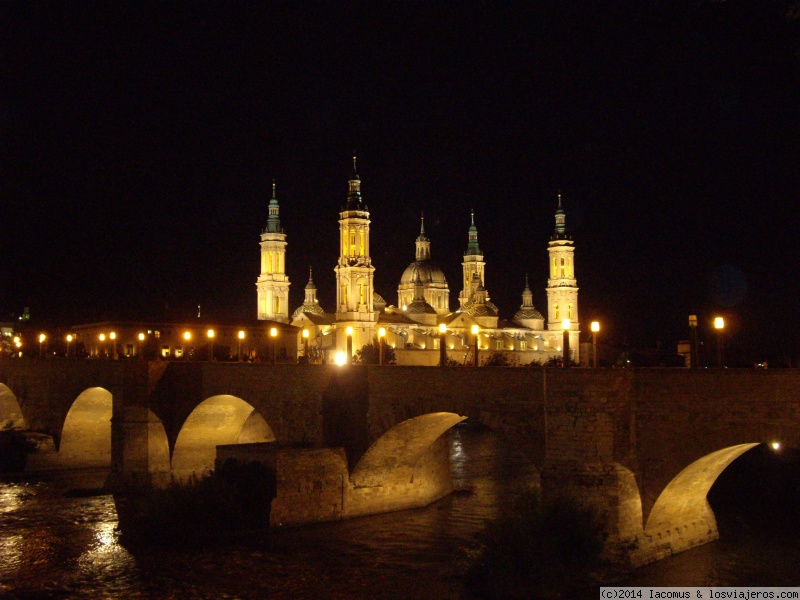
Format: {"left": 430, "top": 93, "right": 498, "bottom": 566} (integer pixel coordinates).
{"left": 466, "top": 491, "right": 607, "bottom": 598}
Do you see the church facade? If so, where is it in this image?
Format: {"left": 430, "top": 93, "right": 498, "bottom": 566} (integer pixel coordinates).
{"left": 260, "top": 159, "right": 580, "bottom": 366}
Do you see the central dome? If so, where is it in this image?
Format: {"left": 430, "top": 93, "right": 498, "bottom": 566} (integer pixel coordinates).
{"left": 400, "top": 261, "right": 448, "bottom": 286}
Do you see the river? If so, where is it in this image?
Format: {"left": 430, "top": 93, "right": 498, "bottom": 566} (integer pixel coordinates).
{"left": 1, "top": 426, "right": 798, "bottom": 598}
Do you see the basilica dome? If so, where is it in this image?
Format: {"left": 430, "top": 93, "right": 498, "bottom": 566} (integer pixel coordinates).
{"left": 400, "top": 261, "right": 448, "bottom": 287}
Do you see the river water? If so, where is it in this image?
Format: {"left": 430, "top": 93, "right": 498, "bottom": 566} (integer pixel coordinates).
{"left": 1, "top": 426, "right": 798, "bottom": 599}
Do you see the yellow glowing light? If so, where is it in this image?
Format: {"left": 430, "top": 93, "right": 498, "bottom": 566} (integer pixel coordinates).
{"left": 38, "top": 333, "right": 46, "bottom": 343}
{"left": 270, "top": 327, "right": 278, "bottom": 338}
{"left": 402, "top": 304, "right": 407, "bottom": 311}
{"left": 238, "top": 330, "right": 245, "bottom": 339}
{"left": 138, "top": 333, "right": 145, "bottom": 341}
{"left": 771, "top": 441, "right": 781, "bottom": 451}
{"left": 557, "top": 346, "right": 562, "bottom": 352}
{"left": 378, "top": 327, "right": 386, "bottom": 339}
{"left": 66, "top": 334, "right": 73, "bottom": 342}
{"left": 13, "top": 336, "right": 20, "bottom": 344}
{"left": 714, "top": 317, "right": 724, "bottom": 330}
{"left": 99, "top": 333, "right": 106, "bottom": 342}
{"left": 346, "top": 326, "right": 353, "bottom": 336}
{"left": 591, "top": 321, "right": 600, "bottom": 333}
{"left": 471, "top": 325, "right": 479, "bottom": 335}
{"left": 110, "top": 332, "right": 116, "bottom": 340}
{"left": 334, "top": 351, "right": 347, "bottom": 366}
{"left": 183, "top": 331, "right": 191, "bottom": 341}
{"left": 207, "top": 329, "right": 215, "bottom": 339}
{"left": 439, "top": 323, "right": 447, "bottom": 334}
{"left": 302, "top": 329, "right": 309, "bottom": 339}
{"left": 561, "top": 318, "right": 570, "bottom": 331}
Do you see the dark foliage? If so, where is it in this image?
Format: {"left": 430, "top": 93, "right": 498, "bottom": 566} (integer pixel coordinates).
{"left": 116, "top": 460, "right": 275, "bottom": 547}
{"left": 466, "top": 491, "right": 607, "bottom": 598}
{"left": 354, "top": 338, "right": 396, "bottom": 365}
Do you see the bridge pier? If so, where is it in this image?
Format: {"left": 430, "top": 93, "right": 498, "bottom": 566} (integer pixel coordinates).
{"left": 110, "top": 405, "right": 171, "bottom": 489}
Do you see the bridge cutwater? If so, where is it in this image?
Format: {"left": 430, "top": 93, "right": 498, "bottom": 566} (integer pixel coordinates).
{"left": 1, "top": 361, "right": 797, "bottom": 566}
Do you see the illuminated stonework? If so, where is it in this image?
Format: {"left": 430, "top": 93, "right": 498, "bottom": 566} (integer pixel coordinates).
{"left": 256, "top": 180, "right": 290, "bottom": 323}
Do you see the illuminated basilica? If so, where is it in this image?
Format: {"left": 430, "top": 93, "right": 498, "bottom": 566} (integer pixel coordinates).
{"left": 257, "top": 159, "right": 579, "bottom": 366}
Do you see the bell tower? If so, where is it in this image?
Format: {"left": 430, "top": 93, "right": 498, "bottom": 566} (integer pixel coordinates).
{"left": 459, "top": 210, "right": 486, "bottom": 308}
{"left": 546, "top": 193, "right": 579, "bottom": 359}
{"left": 334, "top": 156, "right": 377, "bottom": 347}
{"left": 256, "top": 180, "right": 290, "bottom": 322}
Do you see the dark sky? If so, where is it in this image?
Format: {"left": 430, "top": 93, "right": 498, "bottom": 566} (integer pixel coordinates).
{"left": 3, "top": 1, "right": 800, "bottom": 359}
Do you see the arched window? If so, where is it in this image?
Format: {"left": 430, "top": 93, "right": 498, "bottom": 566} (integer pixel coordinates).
{"left": 267, "top": 251, "right": 274, "bottom": 274}
{"left": 560, "top": 258, "right": 565, "bottom": 277}
{"left": 341, "top": 284, "right": 348, "bottom": 306}
{"left": 568, "top": 303, "right": 574, "bottom": 320}
{"left": 359, "top": 229, "right": 365, "bottom": 256}
{"left": 274, "top": 296, "right": 281, "bottom": 314}
{"left": 554, "top": 304, "right": 559, "bottom": 320}
{"left": 349, "top": 228, "right": 356, "bottom": 256}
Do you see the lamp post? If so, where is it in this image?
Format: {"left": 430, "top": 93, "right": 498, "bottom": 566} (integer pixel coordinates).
{"left": 378, "top": 327, "right": 386, "bottom": 366}
{"left": 590, "top": 321, "right": 600, "bottom": 368}
{"left": 714, "top": 316, "right": 725, "bottom": 367}
{"left": 207, "top": 329, "right": 215, "bottom": 361}
{"left": 471, "top": 324, "right": 479, "bottom": 367}
{"left": 183, "top": 331, "right": 191, "bottom": 360}
{"left": 138, "top": 333, "right": 145, "bottom": 360}
{"left": 346, "top": 326, "right": 353, "bottom": 364}
{"left": 99, "top": 333, "right": 106, "bottom": 359}
{"left": 109, "top": 332, "right": 117, "bottom": 360}
{"left": 270, "top": 327, "right": 278, "bottom": 363}
{"left": 439, "top": 323, "right": 447, "bottom": 367}
{"left": 66, "top": 334, "right": 73, "bottom": 359}
{"left": 302, "top": 329, "right": 310, "bottom": 363}
{"left": 688, "top": 315, "right": 699, "bottom": 368}
{"left": 562, "top": 318, "right": 571, "bottom": 369}
{"left": 237, "top": 330, "right": 245, "bottom": 361}
{"left": 39, "top": 333, "right": 46, "bottom": 359}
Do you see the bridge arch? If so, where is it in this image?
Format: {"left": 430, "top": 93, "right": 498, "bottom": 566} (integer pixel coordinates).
{"left": 643, "top": 443, "right": 760, "bottom": 548}
{"left": 172, "top": 395, "right": 276, "bottom": 481}
{"left": 0, "top": 383, "right": 27, "bottom": 430}
{"left": 351, "top": 412, "right": 466, "bottom": 487}
{"left": 58, "top": 387, "right": 114, "bottom": 468}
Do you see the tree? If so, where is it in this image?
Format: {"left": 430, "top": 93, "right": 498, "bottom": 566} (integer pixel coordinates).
{"left": 354, "top": 337, "right": 396, "bottom": 365}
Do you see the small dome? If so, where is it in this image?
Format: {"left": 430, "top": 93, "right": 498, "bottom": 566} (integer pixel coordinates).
{"left": 462, "top": 299, "right": 499, "bottom": 317}
{"left": 513, "top": 307, "right": 543, "bottom": 321}
{"left": 292, "top": 302, "right": 326, "bottom": 319}
{"left": 400, "top": 261, "right": 448, "bottom": 286}
{"left": 373, "top": 292, "right": 386, "bottom": 311}
{"left": 406, "top": 299, "right": 437, "bottom": 315}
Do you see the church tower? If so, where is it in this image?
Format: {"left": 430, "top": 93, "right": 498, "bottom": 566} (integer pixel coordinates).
{"left": 334, "top": 157, "right": 377, "bottom": 348}
{"left": 256, "top": 180, "right": 290, "bottom": 322}
{"left": 459, "top": 210, "right": 486, "bottom": 308}
{"left": 546, "top": 193, "right": 579, "bottom": 356}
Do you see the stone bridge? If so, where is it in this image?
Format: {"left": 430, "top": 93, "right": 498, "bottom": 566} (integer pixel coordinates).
{"left": 1, "top": 360, "right": 798, "bottom": 566}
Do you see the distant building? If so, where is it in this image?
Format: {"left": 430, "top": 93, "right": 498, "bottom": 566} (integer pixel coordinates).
{"left": 288, "top": 158, "right": 581, "bottom": 365}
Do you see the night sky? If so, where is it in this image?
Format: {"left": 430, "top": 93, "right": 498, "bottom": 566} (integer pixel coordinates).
{"left": 3, "top": 2, "right": 800, "bottom": 361}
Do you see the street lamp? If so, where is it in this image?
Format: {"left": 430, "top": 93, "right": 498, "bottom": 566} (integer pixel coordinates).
{"left": 39, "top": 333, "right": 46, "bottom": 359}
{"left": 302, "top": 329, "right": 310, "bottom": 363}
{"left": 378, "top": 327, "right": 386, "bottom": 366}
{"left": 714, "top": 317, "right": 725, "bottom": 367}
{"left": 346, "top": 326, "right": 353, "bottom": 364}
{"left": 109, "top": 332, "right": 117, "bottom": 360}
{"left": 590, "top": 321, "right": 600, "bottom": 368}
{"left": 237, "top": 330, "right": 245, "bottom": 361}
{"left": 183, "top": 331, "right": 192, "bottom": 360}
{"left": 688, "top": 315, "right": 699, "bottom": 368}
{"left": 562, "top": 318, "right": 571, "bottom": 369}
{"left": 439, "top": 323, "right": 447, "bottom": 367}
{"left": 66, "top": 334, "right": 73, "bottom": 359}
{"left": 471, "top": 324, "right": 479, "bottom": 367}
{"left": 270, "top": 327, "right": 278, "bottom": 363}
{"left": 138, "top": 333, "right": 145, "bottom": 360}
{"left": 99, "top": 333, "right": 106, "bottom": 358}
{"left": 207, "top": 329, "right": 215, "bottom": 361}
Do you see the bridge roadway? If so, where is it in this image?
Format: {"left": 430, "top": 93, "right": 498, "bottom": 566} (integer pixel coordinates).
{"left": 1, "top": 360, "right": 798, "bottom": 565}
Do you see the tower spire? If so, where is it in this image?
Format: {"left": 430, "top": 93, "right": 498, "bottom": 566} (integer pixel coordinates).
{"left": 346, "top": 154, "right": 363, "bottom": 209}
{"left": 466, "top": 209, "right": 481, "bottom": 255}
{"left": 266, "top": 178, "right": 282, "bottom": 234}
{"left": 552, "top": 191, "right": 568, "bottom": 239}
